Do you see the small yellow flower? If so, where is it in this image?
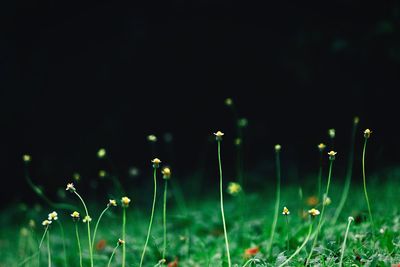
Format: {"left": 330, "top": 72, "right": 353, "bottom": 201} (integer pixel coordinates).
{"left": 224, "top": 98, "right": 233, "bottom": 106}
{"left": 23, "top": 154, "right": 31, "bottom": 163}
{"left": 66, "top": 183, "right": 76, "bottom": 192}
{"left": 98, "top": 170, "right": 107, "bottom": 178}
{"left": 274, "top": 144, "right": 281, "bottom": 152}
{"left": 97, "top": 148, "right": 106, "bottom": 159}
{"left": 108, "top": 199, "right": 117, "bottom": 207}
{"left": 282, "top": 207, "right": 290, "bottom": 215}
{"left": 328, "top": 150, "right": 337, "bottom": 160}
{"left": 48, "top": 211, "right": 58, "bottom": 221}
{"left": 308, "top": 208, "right": 320, "bottom": 217}
{"left": 121, "top": 196, "right": 131, "bottom": 208}
{"left": 82, "top": 215, "right": 92, "bottom": 223}
{"left": 364, "top": 129, "right": 372, "bottom": 139}
{"left": 42, "top": 219, "right": 52, "bottom": 226}
{"left": 227, "top": 182, "right": 242, "bottom": 196}
{"left": 323, "top": 196, "right": 331, "bottom": 206}
{"left": 161, "top": 167, "right": 171, "bottom": 180}
{"left": 71, "top": 211, "right": 80, "bottom": 221}
{"left": 354, "top": 116, "right": 360, "bottom": 124}
{"left": 318, "top": 143, "right": 326, "bottom": 152}
{"left": 214, "top": 131, "right": 224, "bottom": 141}
{"left": 147, "top": 134, "right": 157, "bottom": 142}
{"left": 118, "top": 238, "right": 125, "bottom": 245}
{"left": 328, "top": 128, "right": 336, "bottom": 139}
{"left": 151, "top": 158, "right": 161, "bottom": 168}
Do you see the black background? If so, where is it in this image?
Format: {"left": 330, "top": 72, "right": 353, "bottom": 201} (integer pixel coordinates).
{"left": 1, "top": 1, "right": 400, "bottom": 207}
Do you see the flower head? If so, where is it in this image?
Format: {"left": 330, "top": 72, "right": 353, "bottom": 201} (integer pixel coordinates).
{"left": 224, "top": 98, "right": 233, "bottom": 106}
{"left": 318, "top": 143, "right": 326, "bottom": 152}
{"left": 323, "top": 196, "right": 332, "bottom": 206}
{"left": 48, "top": 211, "right": 58, "bottom": 221}
{"left": 328, "top": 128, "right": 336, "bottom": 139}
{"left": 82, "top": 215, "right": 92, "bottom": 223}
{"left": 308, "top": 208, "right": 320, "bottom": 217}
{"left": 121, "top": 196, "right": 131, "bottom": 208}
{"left": 348, "top": 216, "right": 354, "bottom": 222}
{"left": 98, "top": 170, "right": 107, "bottom": 178}
{"left": 97, "top": 148, "right": 106, "bottom": 159}
{"left": 364, "top": 129, "right": 372, "bottom": 139}
{"left": 227, "top": 182, "right": 242, "bottom": 196}
{"left": 108, "top": 199, "right": 117, "bottom": 207}
{"left": 151, "top": 158, "right": 161, "bottom": 168}
{"left": 274, "top": 144, "right": 281, "bottom": 153}
{"left": 214, "top": 131, "right": 224, "bottom": 141}
{"left": 328, "top": 150, "right": 337, "bottom": 161}
{"left": 118, "top": 238, "right": 125, "bottom": 245}
{"left": 354, "top": 116, "right": 360, "bottom": 124}
{"left": 282, "top": 206, "right": 290, "bottom": 215}
{"left": 42, "top": 220, "right": 52, "bottom": 227}
{"left": 23, "top": 154, "right": 31, "bottom": 163}
{"left": 147, "top": 134, "right": 157, "bottom": 142}
{"left": 66, "top": 183, "right": 76, "bottom": 192}
{"left": 71, "top": 211, "right": 80, "bottom": 221}
{"left": 161, "top": 167, "right": 171, "bottom": 180}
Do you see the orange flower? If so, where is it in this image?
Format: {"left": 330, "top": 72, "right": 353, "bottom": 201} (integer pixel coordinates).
{"left": 96, "top": 239, "right": 107, "bottom": 251}
{"left": 244, "top": 246, "right": 259, "bottom": 258}
{"left": 306, "top": 196, "right": 318, "bottom": 206}
{"left": 168, "top": 258, "right": 178, "bottom": 267}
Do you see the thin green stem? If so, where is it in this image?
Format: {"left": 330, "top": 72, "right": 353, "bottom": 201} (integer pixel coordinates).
{"left": 333, "top": 119, "right": 358, "bottom": 224}
{"left": 39, "top": 226, "right": 49, "bottom": 249}
{"left": 268, "top": 149, "right": 281, "bottom": 256}
{"left": 56, "top": 220, "right": 68, "bottom": 267}
{"left": 139, "top": 168, "right": 158, "bottom": 267}
{"left": 162, "top": 180, "right": 168, "bottom": 261}
{"left": 285, "top": 216, "right": 289, "bottom": 251}
{"left": 278, "top": 223, "right": 313, "bottom": 267}
{"left": 46, "top": 229, "right": 51, "bottom": 267}
{"left": 75, "top": 223, "right": 83, "bottom": 267}
{"left": 317, "top": 152, "right": 323, "bottom": 200}
{"left": 92, "top": 206, "right": 110, "bottom": 250}
{"left": 107, "top": 244, "right": 120, "bottom": 267}
{"left": 122, "top": 208, "right": 126, "bottom": 267}
{"left": 339, "top": 218, "right": 354, "bottom": 267}
{"left": 306, "top": 159, "right": 334, "bottom": 265}
{"left": 217, "top": 140, "right": 232, "bottom": 267}
{"left": 362, "top": 138, "right": 374, "bottom": 232}
{"left": 74, "top": 191, "right": 93, "bottom": 267}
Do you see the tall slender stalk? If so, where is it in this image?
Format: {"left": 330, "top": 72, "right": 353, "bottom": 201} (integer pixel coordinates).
{"left": 122, "top": 208, "right": 126, "bottom": 267}
{"left": 162, "top": 180, "right": 168, "bottom": 261}
{"left": 333, "top": 117, "right": 359, "bottom": 224}
{"left": 285, "top": 216, "right": 289, "bottom": 251}
{"left": 316, "top": 143, "right": 326, "bottom": 200}
{"left": 339, "top": 217, "right": 354, "bottom": 267}
{"left": 56, "top": 220, "right": 68, "bottom": 267}
{"left": 92, "top": 205, "right": 110, "bottom": 250}
{"left": 46, "top": 229, "right": 51, "bottom": 267}
{"left": 140, "top": 160, "right": 160, "bottom": 267}
{"left": 215, "top": 131, "right": 231, "bottom": 267}
{"left": 362, "top": 129, "right": 374, "bottom": 233}
{"left": 73, "top": 191, "right": 94, "bottom": 267}
{"left": 107, "top": 242, "right": 121, "bottom": 267}
{"left": 306, "top": 151, "right": 336, "bottom": 265}
{"left": 267, "top": 144, "right": 281, "bottom": 256}
{"left": 75, "top": 223, "right": 83, "bottom": 267}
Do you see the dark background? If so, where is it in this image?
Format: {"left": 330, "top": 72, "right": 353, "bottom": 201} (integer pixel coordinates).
{"left": 1, "top": 1, "right": 400, "bottom": 207}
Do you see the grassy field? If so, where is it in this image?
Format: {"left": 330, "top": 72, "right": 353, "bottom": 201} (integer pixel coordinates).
{"left": 1, "top": 163, "right": 400, "bottom": 267}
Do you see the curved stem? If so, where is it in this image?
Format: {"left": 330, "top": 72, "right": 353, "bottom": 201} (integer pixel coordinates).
{"left": 278, "top": 223, "right": 313, "bottom": 267}
{"left": 339, "top": 218, "right": 354, "bottom": 267}
{"left": 122, "top": 208, "right": 126, "bottom": 267}
{"left": 74, "top": 191, "right": 93, "bottom": 267}
{"left": 333, "top": 120, "right": 358, "bottom": 224}
{"left": 39, "top": 226, "right": 49, "bottom": 249}
{"left": 107, "top": 244, "right": 120, "bottom": 267}
{"left": 139, "top": 168, "right": 158, "bottom": 267}
{"left": 306, "top": 159, "right": 334, "bottom": 265}
{"left": 46, "top": 229, "right": 51, "bottom": 267}
{"left": 362, "top": 138, "right": 374, "bottom": 233}
{"left": 162, "top": 180, "right": 168, "bottom": 262}
{"left": 75, "top": 223, "right": 83, "bottom": 267}
{"left": 217, "top": 141, "right": 232, "bottom": 267}
{"left": 317, "top": 152, "right": 323, "bottom": 200}
{"left": 56, "top": 220, "right": 68, "bottom": 267}
{"left": 92, "top": 206, "right": 110, "bottom": 250}
{"left": 268, "top": 150, "right": 281, "bottom": 256}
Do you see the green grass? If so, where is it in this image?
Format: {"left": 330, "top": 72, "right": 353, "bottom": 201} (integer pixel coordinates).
{"left": 2, "top": 166, "right": 400, "bottom": 267}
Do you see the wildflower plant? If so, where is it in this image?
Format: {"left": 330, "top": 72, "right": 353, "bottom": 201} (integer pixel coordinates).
{"left": 139, "top": 158, "right": 161, "bottom": 267}
{"left": 362, "top": 129, "right": 374, "bottom": 232}
{"left": 121, "top": 196, "right": 130, "bottom": 267}
{"left": 214, "top": 131, "right": 232, "bottom": 267}
{"left": 161, "top": 166, "right": 171, "bottom": 263}
{"left": 339, "top": 216, "right": 354, "bottom": 267}
{"left": 71, "top": 211, "right": 83, "bottom": 267}
{"left": 282, "top": 207, "right": 290, "bottom": 251}
{"left": 107, "top": 239, "right": 124, "bottom": 267}
{"left": 92, "top": 199, "right": 117, "bottom": 253}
